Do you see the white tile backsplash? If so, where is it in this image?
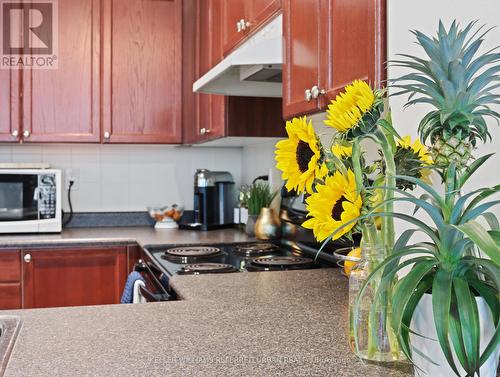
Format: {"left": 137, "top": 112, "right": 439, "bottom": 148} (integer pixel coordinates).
{"left": 6, "top": 143, "right": 245, "bottom": 212}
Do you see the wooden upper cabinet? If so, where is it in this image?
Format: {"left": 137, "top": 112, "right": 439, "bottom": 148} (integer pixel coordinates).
{"left": 319, "top": 0, "right": 386, "bottom": 106}
{"left": 192, "top": 0, "right": 225, "bottom": 143}
{"left": 249, "top": 0, "right": 282, "bottom": 31}
{"left": 222, "top": 0, "right": 281, "bottom": 56}
{"left": 102, "top": 0, "right": 182, "bottom": 144}
{"left": 283, "top": 0, "right": 386, "bottom": 119}
{"left": 22, "top": 0, "right": 101, "bottom": 143}
{"left": 283, "top": 0, "right": 321, "bottom": 119}
{"left": 23, "top": 247, "right": 127, "bottom": 309}
{"left": 222, "top": 0, "right": 249, "bottom": 56}
{"left": 0, "top": 70, "right": 20, "bottom": 142}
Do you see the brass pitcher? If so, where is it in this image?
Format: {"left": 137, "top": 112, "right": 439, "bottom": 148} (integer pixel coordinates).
{"left": 254, "top": 207, "right": 281, "bottom": 240}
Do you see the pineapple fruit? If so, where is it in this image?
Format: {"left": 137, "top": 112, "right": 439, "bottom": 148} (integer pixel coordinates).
{"left": 393, "top": 20, "right": 500, "bottom": 168}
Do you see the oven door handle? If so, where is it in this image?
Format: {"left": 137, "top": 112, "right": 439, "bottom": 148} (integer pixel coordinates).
{"left": 139, "top": 285, "right": 171, "bottom": 302}
{"left": 135, "top": 259, "right": 172, "bottom": 299}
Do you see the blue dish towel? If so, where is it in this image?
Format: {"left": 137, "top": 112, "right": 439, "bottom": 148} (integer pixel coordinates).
{"left": 121, "top": 271, "right": 145, "bottom": 304}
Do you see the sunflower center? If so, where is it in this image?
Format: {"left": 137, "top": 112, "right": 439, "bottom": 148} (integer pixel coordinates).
{"left": 331, "top": 196, "right": 348, "bottom": 221}
{"left": 296, "top": 141, "right": 315, "bottom": 173}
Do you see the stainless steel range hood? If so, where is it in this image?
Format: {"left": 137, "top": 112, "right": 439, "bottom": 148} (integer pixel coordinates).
{"left": 192, "top": 14, "right": 282, "bottom": 98}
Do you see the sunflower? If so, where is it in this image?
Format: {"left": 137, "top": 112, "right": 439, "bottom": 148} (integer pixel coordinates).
{"left": 331, "top": 143, "right": 353, "bottom": 160}
{"left": 324, "top": 80, "right": 380, "bottom": 138}
{"left": 391, "top": 135, "right": 433, "bottom": 190}
{"left": 302, "top": 170, "right": 362, "bottom": 242}
{"left": 275, "top": 117, "right": 327, "bottom": 194}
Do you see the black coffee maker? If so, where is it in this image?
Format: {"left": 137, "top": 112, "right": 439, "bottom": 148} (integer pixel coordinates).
{"left": 180, "top": 169, "right": 236, "bottom": 231}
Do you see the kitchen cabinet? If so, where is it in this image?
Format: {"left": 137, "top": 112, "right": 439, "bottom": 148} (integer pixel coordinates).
{"left": 283, "top": 0, "right": 322, "bottom": 118}
{"left": 22, "top": 0, "right": 101, "bottom": 143}
{"left": 22, "top": 246, "right": 127, "bottom": 309}
{"left": 185, "top": 0, "right": 285, "bottom": 144}
{"left": 283, "top": 0, "right": 387, "bottom": 119}
{"left": 222, "top": 0, "right": 281, "bottom": 56}
{"left": 0, "top": 70, "right": 20, "bottom": 142}
{"left": 0, "top": 250, "right": 22, "bottom": 309}
{"left": 101, "top": 0, "right": 183, "bottom": 143}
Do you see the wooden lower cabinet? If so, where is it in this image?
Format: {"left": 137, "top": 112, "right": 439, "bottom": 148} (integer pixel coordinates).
{"left": 0, "top": 250, "right": 22, "bottom": 309}
{"left": 22, "top": 246, "right": 127, "bottom": 309}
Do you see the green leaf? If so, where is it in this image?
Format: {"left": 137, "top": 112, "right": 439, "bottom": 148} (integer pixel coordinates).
{"left": 460, "top": 200, "right": 500, "bottom": 224}
{"left": 432, "top": 269, "right": 461, "bottom": 376}
{"left": 392, "top": 261, "right": 437, "bottom": 340}
{"left": 399, "top": 276, "right": 434, "bottom": 366}
{"left": 453, "top": 221, "right": 500, "bottom": 265}
{"left": 453, "top": 277, "right": 480, "bottom": 375}
{"left": 458, "top": 154, "right": 494, "bottom": 188}
{"left": 395, "top": 175, "right": 448, "bottom": 212}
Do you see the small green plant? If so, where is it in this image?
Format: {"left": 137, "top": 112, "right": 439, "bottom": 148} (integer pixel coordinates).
{"left": 247, "top": 182, "right": 277, "bottom": 216}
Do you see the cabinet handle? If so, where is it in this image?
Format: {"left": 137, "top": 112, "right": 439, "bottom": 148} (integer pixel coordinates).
{"left": 104, "top": 131, "right": 110, "bottom": 140}
{"left": 23, "top": 130, "right": 30, "bottom": 138}
{"left": 11, "top": 130, "right": 18, "bottom": 138}
{"left": 24, "top": 254, "right": 32, "bottom": 263}
{"left": 311, "top": 86, "right": 326, "bottom": 99}
{"left": 305, "top": 89, "right": 312, "bottom": 102}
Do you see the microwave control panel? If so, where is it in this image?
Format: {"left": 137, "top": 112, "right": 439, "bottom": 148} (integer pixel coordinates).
{"left": 38, "top": 174, "right": 57, "bottom": 219}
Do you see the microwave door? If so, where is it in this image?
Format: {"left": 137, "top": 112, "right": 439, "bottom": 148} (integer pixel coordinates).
{"left": 0, "top": 174, "right": 39, "bottom": 221}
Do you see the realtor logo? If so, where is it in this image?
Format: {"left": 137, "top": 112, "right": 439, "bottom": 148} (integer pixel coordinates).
{"left": 1, "top": 0, "right": 58, "bottom": 69}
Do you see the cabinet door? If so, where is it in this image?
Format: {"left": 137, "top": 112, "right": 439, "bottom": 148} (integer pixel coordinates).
{"left": 22, "top": 0, "right": 100, "bottom": 143}
{"left": 102, "top": 0, "right": 182, "bottom": 144}
{"left": 222, "top": 0, "right": 249, "bottom": 56}
{"left": 319, "top": 0, "right": 386, "bottom": 107}
{"left": 283, "top": 0, "right": 322, "bottom": 119}
{"left": 194, "top": 0, "right": 225, "bottom": 142}
{"left": 0, "top": 250, "right": 21, "bottom": 309}
{"left": 249, "top": 0, "right": 281, "bottom": 29}
{"left": 0, "top": 69, "right": 21, "bottom": 142}
{"left": 23, "top": 247, "right": 127, "bottom": 309}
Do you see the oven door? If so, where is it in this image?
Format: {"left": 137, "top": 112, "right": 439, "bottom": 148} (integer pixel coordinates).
{"left": 134, "top": 259, "right": 174, "bottom": 302}
{"left": 0, "top": 173, "right": 39, "bottom": 231}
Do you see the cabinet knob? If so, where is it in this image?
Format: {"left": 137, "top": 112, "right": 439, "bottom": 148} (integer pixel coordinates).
{"left": 240, "top": 19, "right": 250, "bottom": 31}
{"left": 24, "top": 254, "right": 32, "bottom": 263}
{"left": 11, "top": 130, "right": 18, "bottom": 138}
{"left": 104, "top": 131, "right": 110, "bottom": 140}
{"left": 311, "top": 85, "right": 326, "bottom": 99}
{"left": 236, "top": 21, "right": 242, "bottom": 33}
{"left": 305, "top": 89, "right": 312, "bottom": 102}
{"left": 200, "top": 128, "right": 212, "bottom": 136}
{"left": 23, "top": 130, "right": 30, "bottom": 138}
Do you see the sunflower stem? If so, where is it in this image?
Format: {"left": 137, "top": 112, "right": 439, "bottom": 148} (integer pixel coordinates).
{"left": 352, "top": 138, "right": 365, "bottom": 196}
{"left": 376, "top": 126, "right": 396, "bottom": 252}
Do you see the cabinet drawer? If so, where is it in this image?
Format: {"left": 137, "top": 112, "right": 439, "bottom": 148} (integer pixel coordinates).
{"left": 0, "top": 250, "right": 21, "bottom": 283}
{"left": 0, "top": 283, "right": 22, "bottom": 309}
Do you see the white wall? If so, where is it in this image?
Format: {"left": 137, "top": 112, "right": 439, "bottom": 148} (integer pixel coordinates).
{"left": 388, "top": 0, "right": 500, "bottom": 219}
{"left": 0, "top": 144, "right": 243, "bottom": 212}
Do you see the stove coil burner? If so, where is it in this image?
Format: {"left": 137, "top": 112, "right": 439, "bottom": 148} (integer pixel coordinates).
{"left": 248, "top": 256, "right": 317, "bottom": 271}
{"left": 163, "top": 246, "right": 222, "bottom": 261}
{"left": 234, "top": 243, "right": 280, "bottom": 256}
{"left": 179, "top": 263, "right": 237, "bottom": 275}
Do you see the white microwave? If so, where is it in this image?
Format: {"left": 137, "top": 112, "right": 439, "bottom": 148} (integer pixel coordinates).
{"left": 0, "top": 169, "right": 62, "bottom": 233}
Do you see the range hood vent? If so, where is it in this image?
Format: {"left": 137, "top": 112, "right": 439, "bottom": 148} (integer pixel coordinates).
{"left": 193, "top": 15, "right": 282, "bottom": 98}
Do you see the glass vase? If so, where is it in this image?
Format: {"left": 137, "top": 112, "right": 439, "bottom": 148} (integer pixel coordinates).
{"left": 348, "top": 237, "right": 401, "bottom": 362}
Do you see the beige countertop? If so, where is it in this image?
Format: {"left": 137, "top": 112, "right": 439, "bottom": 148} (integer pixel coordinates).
{"left": 3, "top": 269, "right": 411, "bottom": 377}
{"left": 0, "top": 227, "right": 253, "bottom": 248}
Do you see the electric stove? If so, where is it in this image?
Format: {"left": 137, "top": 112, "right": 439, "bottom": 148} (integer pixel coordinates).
{"left": 144, "top": 241, "right": 330, "bottom": 277}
